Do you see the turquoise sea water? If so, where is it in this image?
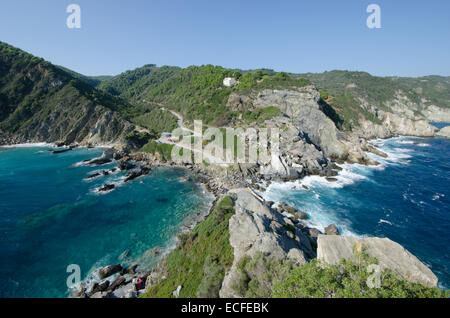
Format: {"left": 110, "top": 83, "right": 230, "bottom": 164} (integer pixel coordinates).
{"left": 263, "top": 135, "right": 450, "bottom": 289}
{"left": 0, "top": 146, "right": 213, "bottom": 298}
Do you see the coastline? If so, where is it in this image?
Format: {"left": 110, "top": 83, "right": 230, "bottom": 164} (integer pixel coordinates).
{"left": 258, "top": 135, "right": 427, "bottom": 236}
{"left": 1, "top": 132, "right": 447, "bottom": 297}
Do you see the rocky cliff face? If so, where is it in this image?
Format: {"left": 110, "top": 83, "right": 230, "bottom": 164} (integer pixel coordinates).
{"left": 0, "top": 42, "right": 137, "bottom": 149}
{"left": 421, "top": 105, "right": 450, "bottom": 122}
{"left": 220, "top": 189, "right": 315, "bottom": 297}
{"left": 437, "top": 126, "right": 450, "bottom": 138}
{"left": 354, "top": 111, "right": 438, "bottom": 139}
{"left": 226, "top": 84, "right": 445, "bottom": 181}
{"left": 253, "top": 87, "right": 347, "bottom": 159}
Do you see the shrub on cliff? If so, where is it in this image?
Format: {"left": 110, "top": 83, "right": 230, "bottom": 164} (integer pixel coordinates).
{"left": 232, "top": 252, "right": 296, "bottom": 298}
{"left": 272, "top": 250, "right": 448, "bottom": 298}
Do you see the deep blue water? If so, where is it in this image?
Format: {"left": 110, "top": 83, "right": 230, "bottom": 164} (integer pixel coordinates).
{"left": 430, "top": 122, "right": 450, "bottom": 129}
{"left": 264, "top": 136, "right": 450, "bottom": 289}
{"left": 0, "top": 146, "right": 213, "bottom": 297}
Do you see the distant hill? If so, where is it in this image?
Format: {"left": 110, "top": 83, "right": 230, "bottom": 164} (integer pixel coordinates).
{"left": 294, "top": 70, "right": 450, "bottom": 129}
{"left": 1, "top": 41, "right": 449, "bottom": 147}
{"left": 0, "top": 42, "right": 134, "bottom": 146}
{"left": 56, "top": 65, "right": 113, "bottom": 87}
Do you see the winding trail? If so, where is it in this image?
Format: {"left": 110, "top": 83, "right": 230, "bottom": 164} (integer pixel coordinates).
{"left": 158, "top": 107, "right": 228, "bottom": 166}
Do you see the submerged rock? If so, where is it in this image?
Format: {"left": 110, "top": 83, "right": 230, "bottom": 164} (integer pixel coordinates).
{"left": 98, "top": 184, "right": 115, "bottom": 192}
{"left": 317, "top": 235, "right": 438, "bottom": 287}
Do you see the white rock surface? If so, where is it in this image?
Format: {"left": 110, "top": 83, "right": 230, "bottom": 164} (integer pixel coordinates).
{"left": 317, "top": 235, "right": 438, "bottom": 287}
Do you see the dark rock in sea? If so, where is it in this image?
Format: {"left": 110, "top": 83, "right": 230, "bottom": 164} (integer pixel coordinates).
{"left": 87, "top": 172, "right": 101, "bottom": 180}
{"left": 98, "top": 264, "right": 123, "bottom": 280}
{"left": 52, "top": 148, "right": 72, "bottom": 154}
{"left": 124, "top": 167, "right": 151, "bottom": 183}
{"left": 107, "top": 276, "right": 126, "bottom": 291}
{"left": 302, "top": 184, "right": 309, "bottom": 190}
{"left": 88, "top": 157, "right": 112, "bottom": 166}
{"left": 102, "top": 171, "right": 109, "bottom": 176}
{"left": 324, "top": 224, "right": 340, "bottom": 235}
{"left": 326, "top": 177, "right": 338, "bottom": 182}
{"left": 99, "top": 184, "right": 115, "bottom": 192}
{"left": 118, "top": 160, "right": 136, "bottom": 171}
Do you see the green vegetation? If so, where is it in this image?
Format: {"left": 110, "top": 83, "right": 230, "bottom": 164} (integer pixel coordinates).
{"left": 130, "top": 107, "right": 178, "bottom": 136}
{"left": 237, "top": 70, "right": 310, "bottom": 93}
{"left": 139, "top": 141, "right": 174, "bottom": 161}
{"left": 243, "top": 106, "right": 281, "bottom": 123}
{"left": 392, "top": 75, "right": 450, "bottom": 108}
{"left": 143, "top": 196, "right": 235, "bottom": 298}
{"left": 55, "top": 65, "right": 112, "bottom": 87}
{"left": 328, "top": 94, "right": 381, "bottom": 131}
{"left": 124, "top": 131, "right": 152, "bottom": 149}
{"left": 0, "top": 42, "right": 132, "bottom": 136}
{"left": 99, "top": 64, "right": 309, "bottom": 128}
{"left": 233, "top": 252, "right": 296, "bottom": 298}
{"left": 271, "top": 248, "right": 448, "bottom": 298}
{"left": 294, "top": 70, "right": 450, "bottom": 129}
{"left": 98, "top": 64, "right": 180, "bottom": 100}
{"left": 146, "top": 65, "right": 235, "bottom": 125}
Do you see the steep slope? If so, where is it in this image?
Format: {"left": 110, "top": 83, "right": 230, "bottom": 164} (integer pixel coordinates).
{"left": 0, "top": 42, "right": 136, "bottom": 148}
{"left": 296, "top": 70, "right": 450, "bottom": 127}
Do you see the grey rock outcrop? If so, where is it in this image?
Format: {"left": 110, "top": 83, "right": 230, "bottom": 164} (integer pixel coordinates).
{"left": 436, "top": 126, "right": 450, "bottom": 138}
{"left": 317, "top": 235, "right": 438, "bottom": 287}
{"left": 219, "top": 190, "right": 314, "bottom": 298}
{"left": 254, "top": 87, "right": 347, "bottom": 159}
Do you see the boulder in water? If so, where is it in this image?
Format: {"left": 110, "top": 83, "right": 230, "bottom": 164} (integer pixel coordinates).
{"left": 324, "top": 224, "right": 340, "bottom": 235}
{"left": 98, "top": 264, "right": 122, "bottom": 279}
{"left": 99, "top": 184, "right": 115, "bottom": 192}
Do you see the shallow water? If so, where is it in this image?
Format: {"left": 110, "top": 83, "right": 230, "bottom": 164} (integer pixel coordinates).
{"left": 0, "top": 146, "right": 213, "bottom": 297}
{"left": 263, "top": 136, "right": 450, "bottom": 289}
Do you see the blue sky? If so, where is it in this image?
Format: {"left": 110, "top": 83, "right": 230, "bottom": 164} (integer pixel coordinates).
{"left": 0, "top": 0, "right": 449, "bottom": 77}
